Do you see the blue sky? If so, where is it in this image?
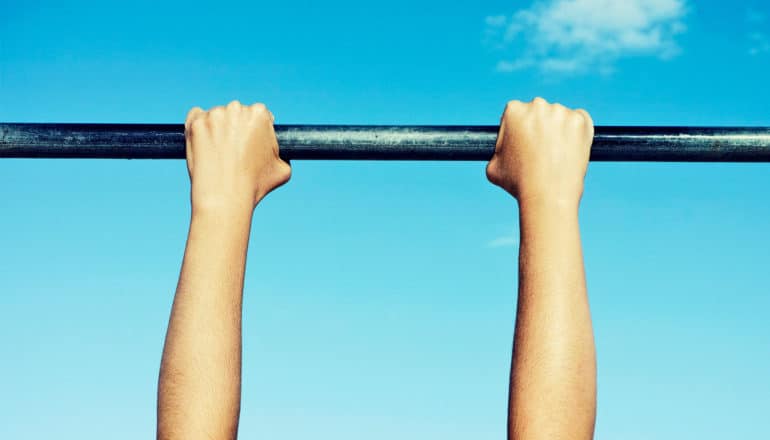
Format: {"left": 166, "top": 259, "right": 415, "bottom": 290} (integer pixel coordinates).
{"left": 1, "top": 1, "right": 769, "bottom": 439}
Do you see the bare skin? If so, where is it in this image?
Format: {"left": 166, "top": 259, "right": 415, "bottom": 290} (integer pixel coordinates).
{"left": 487, "top": 97, "right": 597, "bottom": 440}
{"left": 157, "top": 97, "right": 596, "bottom": 440}
{"left": 156, "top": 100, "right": 290, "bottom": 440}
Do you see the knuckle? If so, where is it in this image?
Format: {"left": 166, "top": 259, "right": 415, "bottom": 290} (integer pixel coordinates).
{"left": 553, "top": 102, "right": 568, "bottom": 113}
{"left": 532, "top": 96, "right": 547, "bottom": 106}
{"left": 250, "top": 103, "right": 271, "bottom": 121}
{"left": 504, "top": 100, "right": 522, "bottom": 113}
{"left": 185, "top": 106, "right": 203, "bottom": 123}
{"left": 551, "top": 103, "right": 569, "bottom": 120}
{"left": 251, "top": 103, "right": 268, "bottom": 114}
{"left": 577, "top": 109, "right": 594, "bottom": 126}
{"left": 573, "top": 110, "right": 594, "bottom": 137}
{"left": 227, "top": 99, "right": 241, "bottom": 108}
{"left": 190, "top": 117, "right": 207, "bottom": 132}
{"left": 567, "top": 110, "right": 584, "bottom": 125}
{"left": 209, "top": 106, "right": 225, "bottom": 118}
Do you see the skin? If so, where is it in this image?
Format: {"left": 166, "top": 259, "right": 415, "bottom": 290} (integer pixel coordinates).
{"left": 487, "top": 97, "right": 597, "bottom": 440}
{"left": 156, "top": 100, "right": 290, "bottom": 440}
{"left": 157, "top": 97, "right": 596, "bottom": 440}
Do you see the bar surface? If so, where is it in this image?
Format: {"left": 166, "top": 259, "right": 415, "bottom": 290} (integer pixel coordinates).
{"left": 2, "top": 123, "right": 770, "bottom": 161}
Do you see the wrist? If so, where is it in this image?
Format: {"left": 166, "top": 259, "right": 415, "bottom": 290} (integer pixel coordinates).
{"left": 517, "top": 195, "right": 581, "bottom": 218}
{"left": 191, "top": 198, "right": 255, "bottom": 224}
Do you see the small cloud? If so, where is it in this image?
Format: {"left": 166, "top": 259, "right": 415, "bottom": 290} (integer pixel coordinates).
{"left": 541, "top": 57, "right": 584, "bottom": 73}
{"left": 487, "top": 231, "right": 519, "bottom": 248}
{"left": 497, "top": 58, "right": 535, "bottom": 72}
{"left": 485, "top": 0, "right": 689, "bottom": 75}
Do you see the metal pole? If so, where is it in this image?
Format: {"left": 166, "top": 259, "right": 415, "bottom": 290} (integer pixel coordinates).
{"left": 2, "top": 123, "right": 770, "bottom": 162}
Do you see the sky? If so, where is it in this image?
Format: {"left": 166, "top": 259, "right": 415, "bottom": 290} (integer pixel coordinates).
{"left": 1, "top": 0, "right": 769, "bottom": 438}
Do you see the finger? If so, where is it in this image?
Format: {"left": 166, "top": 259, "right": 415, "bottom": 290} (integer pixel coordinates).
{"left": 258, "top": 106, "right": 280, "bottom": 155}
{"left": 575, "top": 108, "right": 594, "bottom": 127}
{"left": 249, "top": 102, "right": 268, "bottom": 116}
{"left": 494, "top": 123, "right": 505, "bottom": 155}
{"left": 226, "top": 99, "right": 242, "bottom": 111}
{"left": 185, "top": 107, "right": 204, "bottom": 131}
{"left": 184, "top": 107, "right": 204, "bottom": 175}
{"left": 270, "top": 126, "right": 282, "bottom": 157}
{"left": 553, "top": 102, "right": 568, "bottom": 113}
{"left": 502, "top": 100, "right": 523, "bottom": 120}
{"left": 208, "top": 105, "right": 226, "bottom": 120}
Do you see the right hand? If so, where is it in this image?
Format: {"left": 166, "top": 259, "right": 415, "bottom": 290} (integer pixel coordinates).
{"left": 486, "top": 97, "right": 594, "bottom": 208}
{"left": 184, "top": 100, "right": 291, "bottom": 214}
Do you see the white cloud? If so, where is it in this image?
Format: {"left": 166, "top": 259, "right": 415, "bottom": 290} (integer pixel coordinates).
{"left": 485, "top": 0, "right": 689, "bottom": 74}
{"left": 487, "top": 231, "right": 519, "bottom": 248}
{"left": 497, "top": 59, "right": 535, "bottom": 72}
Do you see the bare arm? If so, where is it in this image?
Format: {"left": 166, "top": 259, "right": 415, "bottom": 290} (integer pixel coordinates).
{"left": 157, "top": 101, "right": 291, "bottom": 440}
{"left": 486, "top": 98, "right": 597, "bottom": 440}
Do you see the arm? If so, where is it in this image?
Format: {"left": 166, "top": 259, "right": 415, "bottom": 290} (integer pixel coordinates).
{"left": 486, "top": 97, "right": 596, "bottom": 440}
{"left": 157, "top": 101, "right": 291, "bottom": 440}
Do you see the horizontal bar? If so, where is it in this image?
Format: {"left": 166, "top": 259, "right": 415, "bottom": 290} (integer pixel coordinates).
{"left": 2, "top": 123, "right": 770, "bottom": 161}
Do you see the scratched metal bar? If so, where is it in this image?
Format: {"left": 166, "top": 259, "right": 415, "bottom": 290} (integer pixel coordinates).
{"left": 1, "top": 123, "right": 770, "bottom": 161}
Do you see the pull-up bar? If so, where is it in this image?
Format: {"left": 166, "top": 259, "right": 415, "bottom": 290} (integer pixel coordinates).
{"left": 2, "top": 123, "right": 770, "bottom": 162}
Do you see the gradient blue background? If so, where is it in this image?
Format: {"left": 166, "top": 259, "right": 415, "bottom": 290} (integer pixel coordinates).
{"left": 1, "top": 1, "right": 769, "bottom": 438}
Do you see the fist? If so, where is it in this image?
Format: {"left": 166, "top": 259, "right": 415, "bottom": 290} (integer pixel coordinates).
{"left": 486, "top": 97, "right": 594, "bottom": 208}
{"left": 184, "top": 101, "right": 291, "bottom": 212}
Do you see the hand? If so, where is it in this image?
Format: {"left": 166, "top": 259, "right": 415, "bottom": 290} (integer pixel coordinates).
{"left": 486, "top": 97, "right": 594, "bottom": 208}
{"left": 184, "top": 100, "right": 291, "bottom": 213}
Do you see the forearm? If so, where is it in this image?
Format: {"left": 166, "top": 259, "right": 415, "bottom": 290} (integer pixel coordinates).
{"left": 508, "top": 200, "right": 596, "bottom": 440}
{"left": 157, "top": 206, "right": 253, "bottom": 440}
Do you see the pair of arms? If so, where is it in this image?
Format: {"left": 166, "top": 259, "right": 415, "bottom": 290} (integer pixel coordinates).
{"left": 157, "top": 98, "right": 596, "bottom": 440}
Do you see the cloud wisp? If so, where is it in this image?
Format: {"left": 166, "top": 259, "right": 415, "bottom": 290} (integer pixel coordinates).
{"left": 487, "top": 231, "right": 519, "bottom": 248}
{"left": 485, "top": 0, "right": 689, "bottom": 75}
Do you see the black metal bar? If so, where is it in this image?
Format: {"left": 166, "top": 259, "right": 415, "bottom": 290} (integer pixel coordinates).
{"left": 1, "top": 123, "right": 770, "bottom": 162}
